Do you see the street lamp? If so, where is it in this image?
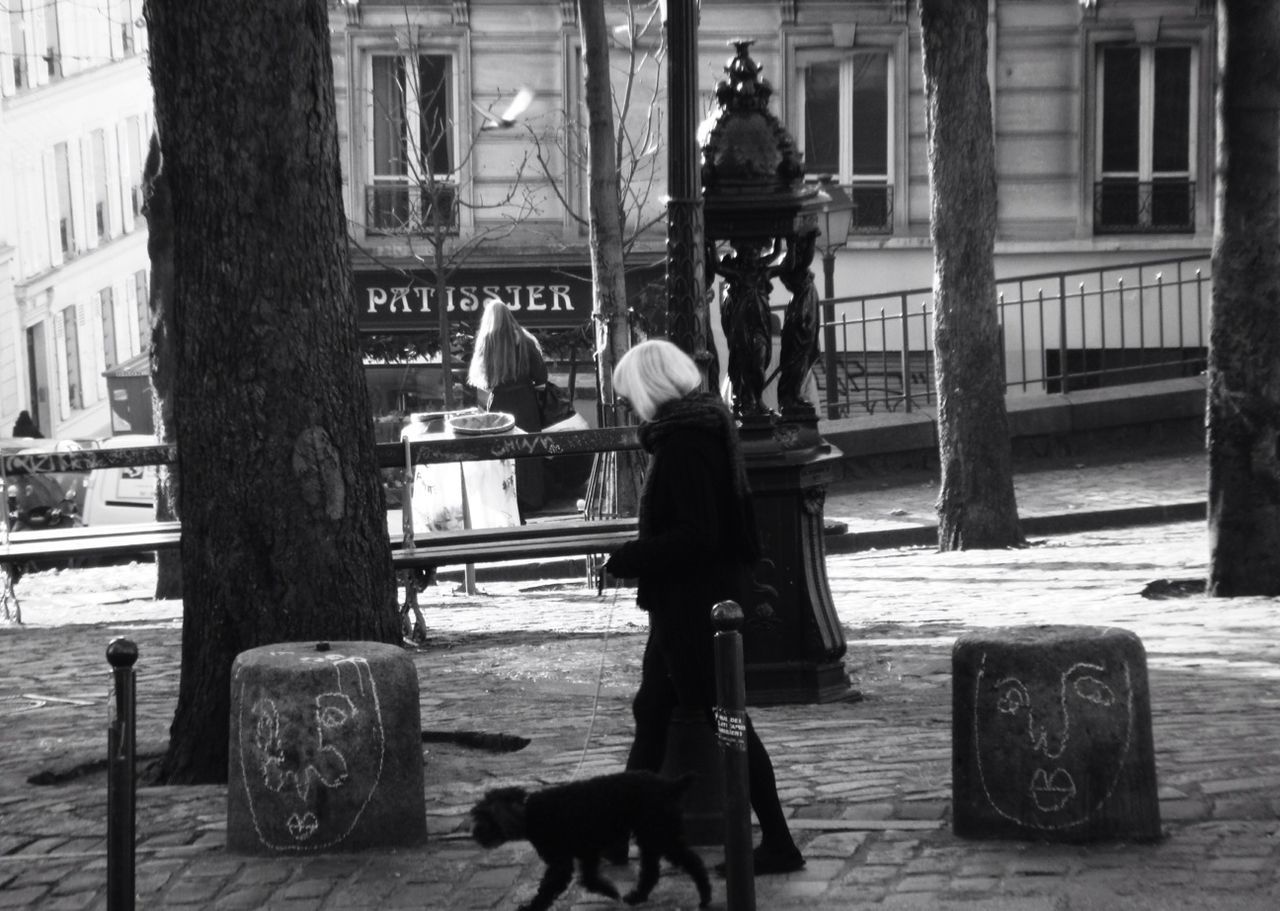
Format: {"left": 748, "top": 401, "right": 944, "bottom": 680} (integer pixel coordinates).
{"left": 813, "top": 176, "right": 854, "bottom": 419}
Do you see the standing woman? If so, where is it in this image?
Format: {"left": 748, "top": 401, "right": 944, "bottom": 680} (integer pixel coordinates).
{"left": 605, "top": 339, "right": 806, "bottom": 875}
{"left": 467, "top": 300, "right": 548, "bottom": 513}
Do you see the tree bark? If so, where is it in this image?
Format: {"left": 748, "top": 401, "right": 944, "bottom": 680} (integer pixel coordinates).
{"left": 146, "top": 0, "right": 399, "bottom": 784}
{"left": 1207, "top": 0, "right": 1280, "bottom": 595}
{"left": 919, "top": 0, "right": 1022, "bottom": 550}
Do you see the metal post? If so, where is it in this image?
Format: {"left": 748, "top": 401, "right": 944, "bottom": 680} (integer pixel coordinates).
{"left": 1058, "top": 275, "right": 1070, "bottom": 394}
{"left": 2, "top": 481, "right": 21, "bottom": 624}
{"left": 665, "top": 0, "right": 708, "bottom": 377}
{"left": 106, "top": 637, "right": 138, "bottom": 911}
{"left": 899, "top": 300, "right": 911, "bottom": 413}
{"left": 712, "top": 601, "right": 755, "bottom": 910}
{"left": 401, "top": 438, "right": 424, "bottom": 641}
{"left": 822, "top": 253, "right": 839, "bottom": 419}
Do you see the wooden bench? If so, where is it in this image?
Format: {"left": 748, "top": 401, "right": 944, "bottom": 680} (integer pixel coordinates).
{"left": 392, "top": 518, "right": 635, "bottom": 569}
{"left": 0, "top": 518, "right": 636, "bottom": 569}
{"left": 2, "top": 427, "right": 644, "bottom": 625}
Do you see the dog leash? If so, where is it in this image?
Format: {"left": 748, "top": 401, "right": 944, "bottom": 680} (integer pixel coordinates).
{"left": 568, "top": 581, "right": 619, "bottom": 780}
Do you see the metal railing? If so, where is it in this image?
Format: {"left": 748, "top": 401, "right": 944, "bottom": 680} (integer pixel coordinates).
{"left": 796, "top": 254, "right": 1211, "bottom": 419}
{"left": 365, "top": 182, "right": 458, "bottom": 235}
{"left": 1094, "top": 179, "right": 1196, "bottom": 234}
{"left": 849, "top": 183, "right": 894, "bottom": 235}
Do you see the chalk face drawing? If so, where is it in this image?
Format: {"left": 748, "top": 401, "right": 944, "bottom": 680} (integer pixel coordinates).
{"left": 235, "top": 651, "right": 386, "bottom": 850}
{"left": 973, "top": 652, "right": 1134, "bottom": 830}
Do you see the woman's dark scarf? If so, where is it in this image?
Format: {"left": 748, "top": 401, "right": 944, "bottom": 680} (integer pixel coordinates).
{"left": 637, "top": 391, "right": 761, "bottom": 562}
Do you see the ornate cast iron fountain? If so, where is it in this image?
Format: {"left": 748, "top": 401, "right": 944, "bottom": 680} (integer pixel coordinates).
{"left": 700, "top": 40, "right": 851, "bottom": 704}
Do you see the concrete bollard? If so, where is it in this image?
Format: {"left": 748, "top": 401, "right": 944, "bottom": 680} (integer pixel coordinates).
{"left": 952, "top": 625, "right": 1161, "bottom": 843}
{"left": 227, "top": 641, "right": 426, "bottom": 854}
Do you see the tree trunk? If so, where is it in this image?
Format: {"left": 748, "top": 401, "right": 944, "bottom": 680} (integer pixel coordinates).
{"left": 579, "top": 0, "right": 643, "bottom": 518}
{"left": 142, "top": 133, "right": 182, "bottom": 601}
{"left": 919, "top": 0, "right": 1022, "bottom": 550}
{"left": 146, "top": 0, "right": 399, "bottom": 784}
{"left": 1207, "top": 0, "right": 1280, "bottom": 595}
{"left": 578, "top": 0, "right": 630, "bottom": 410}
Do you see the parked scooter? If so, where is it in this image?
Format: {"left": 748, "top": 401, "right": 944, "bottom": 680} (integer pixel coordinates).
{"left": 5, "top": 479, "right": 83, "bottom": 582}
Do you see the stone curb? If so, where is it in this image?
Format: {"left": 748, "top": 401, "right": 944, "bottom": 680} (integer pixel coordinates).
{"left": 825, "top": 499, "right": 1207, "bottom": 553}
{"left": 438, "top": 500, "right": 1209, "bottom": 579}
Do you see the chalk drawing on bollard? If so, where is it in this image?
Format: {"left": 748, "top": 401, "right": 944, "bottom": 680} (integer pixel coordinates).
{"left": 952, "top": 625, "right": 1160, "bottom": 843}
{"left": 227, "top": 641, "right": 426, "bottom": 854}
{"left": 973, "top": 652, "right": 1134, "bottom": 828}
{"left": 238, "top": 651, "right": 385, "bottom": 849}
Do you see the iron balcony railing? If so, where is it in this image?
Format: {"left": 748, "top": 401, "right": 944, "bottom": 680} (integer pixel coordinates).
{"left": 788, "top": 254, "right": 1210, "bottom": 419}
{"left": 1094, "top": 179, "right": 1196, "bottom": 234}
{"left": 849, "top": 183, "right": 894, "bottom": 235}
{"left": 365, "top": 182, "right": 458, "bottom": 236}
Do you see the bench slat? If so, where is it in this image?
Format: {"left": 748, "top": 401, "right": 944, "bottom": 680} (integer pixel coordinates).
{"left": 1, "top": 529, "right": 182, "bottom": 561}
{"left": 1, "top": 429, "right": 643, "bottom": 476}
{"left": 392, "top": 530, "right": 632, "bottom": 568}
{"left": 3, "top": 521, "right": 182, "bottom": 545}
{"left": 399, "top": 518, "right": 636, "bottom": 549}
{"left": 2, "top": 519, "right": 637, "bottom": 566}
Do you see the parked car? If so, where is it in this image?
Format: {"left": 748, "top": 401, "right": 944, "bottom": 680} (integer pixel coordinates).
{"left": 79, "top": 434, "right": 159, "bottom": 526}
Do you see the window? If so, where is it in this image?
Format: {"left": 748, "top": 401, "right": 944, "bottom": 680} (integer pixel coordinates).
{"left": 101, "top": 287, "right": 117, "bottom": 370}
{"left": 122, "top": 115, "right": 144, "bottom": 221}
{"left": 91, "top": 130, "right": 111, "bottom": 241}
{"left": 801, "top": 52, "right": 893, "bottom": 233}
{"left": 1095, "top": 44, "right": 1195, "bottom": 234}
{"left": 366, "top": 53, "right": 457, "bottom": 235}
{"left": 53, "top": 142, "right": 76, "bottom": 257}
{"left": 118, "top": 1, "right": 136, "bottom": 56}
{"left": 44, "top": 0, "right": 62, "bottom": 79}
{"left": 8, "top": 2, "right": 28, "bottom": 90}
{"left": 62, "top": 307, "right": 82, "bottom": 410}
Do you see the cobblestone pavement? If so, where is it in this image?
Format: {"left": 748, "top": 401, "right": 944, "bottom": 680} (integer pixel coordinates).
{"left": 3, "top": 449, "right": 1279, "bottom": 910}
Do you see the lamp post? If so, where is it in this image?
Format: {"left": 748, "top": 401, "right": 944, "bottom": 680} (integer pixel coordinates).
{"left": 814, "top": 176, "right": 854, "bottom": 420}
{"left": 663, "top": 0, "right": 709, "bottom": 379}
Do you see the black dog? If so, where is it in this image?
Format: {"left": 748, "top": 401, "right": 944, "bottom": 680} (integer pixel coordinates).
{"left": 470, "top": 770, "right": 712, "bottom": 911}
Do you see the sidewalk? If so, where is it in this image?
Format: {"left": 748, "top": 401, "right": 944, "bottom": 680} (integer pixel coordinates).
{"left": 824, "top": 441, "right": 1206, "bottom": 547}
{"left": 3, "top": 448, "right": 1279, "bottom": 910}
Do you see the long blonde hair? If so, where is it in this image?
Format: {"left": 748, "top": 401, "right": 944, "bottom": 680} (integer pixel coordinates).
{"left": 467, "top": 300, "right": 543, "bottom": 390}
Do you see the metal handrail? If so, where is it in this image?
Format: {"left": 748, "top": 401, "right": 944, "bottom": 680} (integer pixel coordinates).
{"left": 785, "top": 254, "right": 1211, "bottom": 418}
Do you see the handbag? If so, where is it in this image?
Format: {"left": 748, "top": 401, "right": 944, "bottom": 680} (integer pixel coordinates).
{"left": 536, "top": 380, "right": 575, "bottom": 426}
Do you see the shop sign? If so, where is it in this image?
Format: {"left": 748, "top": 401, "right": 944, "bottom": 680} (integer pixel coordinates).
{"left": 354, "top": 266, "right": 595, "bottom": 331}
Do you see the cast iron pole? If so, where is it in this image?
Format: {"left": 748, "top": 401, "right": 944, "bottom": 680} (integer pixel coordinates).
{"left": 822, "top": 253, "right": 839, "bottom": 419}
{"left": 665, "top": 0, "right": 708, "bottom": 380}
{"left": 107, "top": 637, "right": 138, "bottom": 911}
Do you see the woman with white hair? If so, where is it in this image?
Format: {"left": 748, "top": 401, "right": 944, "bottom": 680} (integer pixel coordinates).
{"left": 605, "top": 339, "right": 805, "bottom": 875}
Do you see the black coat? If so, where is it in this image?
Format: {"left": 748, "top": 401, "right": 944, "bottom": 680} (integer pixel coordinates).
{"left": 606, "top": 400, "right": 759, "bottom": 630}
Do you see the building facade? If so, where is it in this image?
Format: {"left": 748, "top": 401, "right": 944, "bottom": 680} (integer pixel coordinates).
{"left": 2, "top": 1, "right": 1216, "bottom": 441}
{"left": 329, "top": 0, "right": 1216, "bottom": 418}
{"left": 1, "top": 0, "right": 154, "bottom": 441}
